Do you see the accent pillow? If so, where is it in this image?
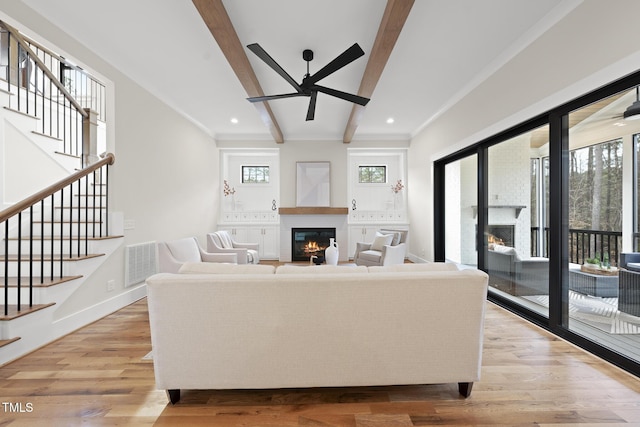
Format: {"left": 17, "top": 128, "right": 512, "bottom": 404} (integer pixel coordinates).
{"left": 370, "top": 232, "right": 394, "bottom": 251}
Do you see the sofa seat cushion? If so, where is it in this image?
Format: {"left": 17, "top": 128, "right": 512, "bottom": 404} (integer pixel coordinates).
{"left": 179, "top": 262, "right": 275, "bottom": 274}
{"left": 358, "top": 250, "right": 383, "bottom": 263}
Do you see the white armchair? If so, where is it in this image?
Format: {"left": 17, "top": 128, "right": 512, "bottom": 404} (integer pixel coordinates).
{"left": 157, "top": 237, "right": 237, "bottom": 273}
{"left": 207, "top": 230, "right": 260, "bottom": 264}
{"left": 354, "top": 229, "right": 408, "bottom": 266}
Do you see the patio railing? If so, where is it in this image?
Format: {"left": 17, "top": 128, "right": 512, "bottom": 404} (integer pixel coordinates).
{"left": 531, "top": 227, "right": 622, "bottom": 267}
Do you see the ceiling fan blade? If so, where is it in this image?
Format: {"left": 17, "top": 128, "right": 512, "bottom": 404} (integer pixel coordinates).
{"left": 305, "top": 43, "right": 365, "bottom": 85}
{"left": 312, "top": 85, "right": 370, "bottom": 106}
{"left": 306, "top": 91, "right": 317, "bottom": 121}
{"left": 247, "top": 43, "right": 303, "bottom": 92}
{"left": 247, "top": 93, "right": 308, "bottom": 103}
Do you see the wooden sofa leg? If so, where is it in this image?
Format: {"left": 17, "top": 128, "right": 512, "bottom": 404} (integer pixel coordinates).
{"left": 458, "top": 382, "right": 473, "bottom": 398}
{"left": 167, "top": 389, "right": 180, "bottom": 404}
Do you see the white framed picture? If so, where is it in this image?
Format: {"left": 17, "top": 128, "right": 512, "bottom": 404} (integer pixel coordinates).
{"left": 296, "top": 161, "right": 330, "bottom": 207}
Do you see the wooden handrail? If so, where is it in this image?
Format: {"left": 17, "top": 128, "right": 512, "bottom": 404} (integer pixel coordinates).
{"left": 0, "top": 153, "right": 115, "bottom": 223}
{"left": 0, "top": 20, "right": 88, "bottom": 118}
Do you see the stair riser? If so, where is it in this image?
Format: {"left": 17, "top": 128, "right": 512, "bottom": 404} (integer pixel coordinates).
{"left": 5, "top": 239, "right": 97, "bottom": 255}
{"left": 1, "top": 262, "right": 70, "bottom": 278}
{"left": 0, "top": 288, "right": 47, "bottom": 305}
{"left": 52, "top": 209, "right": 107, "bottom": 222}
{"left": 12, "top": 222, "right": 107, "bottom": 238}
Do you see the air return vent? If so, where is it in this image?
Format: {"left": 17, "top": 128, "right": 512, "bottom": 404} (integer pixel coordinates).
{"left": 124, "top": 241, "right": 157, "bottom": 287}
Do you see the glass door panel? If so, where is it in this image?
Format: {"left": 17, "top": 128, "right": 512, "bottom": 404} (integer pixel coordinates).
{"left": 567, "top": 88, "right": 639, "bottom": 363}
{"left": 444, "top": 155, "right": 477, "bottom": 268}
{"left": 486, "top": 125, "right": 550, "bottom": 316}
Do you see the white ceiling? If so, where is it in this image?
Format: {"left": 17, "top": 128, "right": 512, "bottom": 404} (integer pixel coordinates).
{"left": 19, "top": 0, "right": 570, "bottom": 143}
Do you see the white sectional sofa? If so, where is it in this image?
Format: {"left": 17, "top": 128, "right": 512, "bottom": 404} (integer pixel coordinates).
{"left": 146, "top": 263, "right": 489, "bottom": 404}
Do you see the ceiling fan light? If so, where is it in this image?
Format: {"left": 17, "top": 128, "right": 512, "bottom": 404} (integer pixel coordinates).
{"left": 623, "top": 100, "right": 640, "bottom": 120}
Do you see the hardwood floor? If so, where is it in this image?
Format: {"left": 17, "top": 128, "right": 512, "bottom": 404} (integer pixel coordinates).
{"left": 1, "top": 298, "right": 640, "bottom": 426}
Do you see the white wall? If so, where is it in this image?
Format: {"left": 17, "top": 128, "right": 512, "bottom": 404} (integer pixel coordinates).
{"left": 408, "top": 0, "right": 640, "bottom": 261}
{"left": 1, "top": 3, "right": 219, "bottom": 320}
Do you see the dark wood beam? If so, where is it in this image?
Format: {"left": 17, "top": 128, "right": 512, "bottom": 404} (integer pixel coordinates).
{"left": 343, "top": 0, "right": 414, "bottom": 143}
{"left": 192, "top": 0, "right": 284, "bottom": 143}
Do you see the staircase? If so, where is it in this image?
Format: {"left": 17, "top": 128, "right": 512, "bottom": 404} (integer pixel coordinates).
{"left": 0, "top": 21, "right": 124, "bottom": 365}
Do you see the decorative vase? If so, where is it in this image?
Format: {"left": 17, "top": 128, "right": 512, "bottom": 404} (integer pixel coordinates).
{"left": 325, "top": 238, "right": 339, "bottom": 266}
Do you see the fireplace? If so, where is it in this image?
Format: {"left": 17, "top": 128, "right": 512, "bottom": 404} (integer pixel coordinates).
{"left": 291, "top": 228, "right": 336, "bottom": 262}
{"left": 488, "top": 224, "right": 515, "bottom": 248}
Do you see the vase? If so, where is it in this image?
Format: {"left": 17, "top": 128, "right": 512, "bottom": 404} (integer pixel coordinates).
{"left": 325, "top": 238, "right": 339, "bottom": 266}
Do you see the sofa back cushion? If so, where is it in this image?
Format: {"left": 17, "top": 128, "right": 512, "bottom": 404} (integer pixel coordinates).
{"left": 368, "top": 263, "right": 459, "bottom": 273}
{"left": 490, "top": 244, "right": 522, "bottom": 261}
{"left": 276, "top": 265, "right": 369, "bottom": 274}
{"left": 179, "top": 262, "right": 275, "bottom": 274}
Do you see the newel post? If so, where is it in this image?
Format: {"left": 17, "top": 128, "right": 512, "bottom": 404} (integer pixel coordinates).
{"left": 82, "top": 108, "right": 98, "bottom": 167}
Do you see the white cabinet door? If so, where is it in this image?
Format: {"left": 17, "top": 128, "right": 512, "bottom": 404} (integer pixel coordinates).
{"left": 246, "top": 226, "right": 279, "bottom": 259}
{"left": 217, "top": 226, "right": 249, "bottom": 243}
{"left": 349, "top": 226, "right": 377, "bottom": 258}
{"left": 260, "top": 226, "right": 279, "bottom": 259}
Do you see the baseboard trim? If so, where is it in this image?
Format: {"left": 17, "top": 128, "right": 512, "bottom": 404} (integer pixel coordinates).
{"left": 52, "top": 285, "right": 147, "bottom": 338}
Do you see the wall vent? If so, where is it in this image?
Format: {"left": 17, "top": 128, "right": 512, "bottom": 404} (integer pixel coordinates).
{"left": 124, "top": 241, "right": 157, "bottom": 287}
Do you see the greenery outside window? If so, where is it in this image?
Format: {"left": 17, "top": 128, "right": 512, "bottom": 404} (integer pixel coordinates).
{"left": 242, "top": 166, "right": 269, "bottom": 184}
{"left": 358, "top": 165, "right": 386, "bottom": 183}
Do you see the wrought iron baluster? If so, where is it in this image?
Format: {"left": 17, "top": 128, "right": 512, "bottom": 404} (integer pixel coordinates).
{"left": 4, "top": 219, "right": 8, "bottom": 316}
{"left": 17, "top": 212, "right": 21, "bottom": 311}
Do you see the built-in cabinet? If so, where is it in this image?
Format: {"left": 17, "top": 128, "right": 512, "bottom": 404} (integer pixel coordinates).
{"left": 218, "top": 149, "right": 280, "bottom": 259}
{"left": 217, "top": 223, "right": 279, "bottom": 259}
{"left": 347, "top": 148, "right": 409, "bottom": 259}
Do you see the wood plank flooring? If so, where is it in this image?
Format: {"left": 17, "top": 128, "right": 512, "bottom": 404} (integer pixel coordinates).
{"left": 0, "top": 298, "right": 639, "bottom": 426}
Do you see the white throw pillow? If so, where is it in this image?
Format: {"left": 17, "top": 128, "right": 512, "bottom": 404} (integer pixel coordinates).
{"left": 370, "top": 233, "right": 394, "bottom": 251}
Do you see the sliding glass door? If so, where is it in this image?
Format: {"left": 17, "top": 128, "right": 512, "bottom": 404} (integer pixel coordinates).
{"left": 485, "top": 125, "right": 550, "bottom": 317}
{"left": 434, "top": 72, "right": 640, "bottom": 376}
{"left": 443, "top": 155, "right": 477, "bottom": 268}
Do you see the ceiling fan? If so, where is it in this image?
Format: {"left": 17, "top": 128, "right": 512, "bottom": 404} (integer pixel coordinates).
{"left": 246, "top": 42, "right": 370, "bottom": 121}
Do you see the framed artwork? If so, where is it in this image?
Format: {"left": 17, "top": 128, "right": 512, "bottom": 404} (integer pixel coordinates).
{"left": 296, "top": 161, "right": 330, "bottom": 207}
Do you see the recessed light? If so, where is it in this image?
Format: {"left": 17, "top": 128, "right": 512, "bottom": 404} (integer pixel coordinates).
{"left": 613, "top": 122, "right": 626, "bottom": 127}
{"left": 230, "top": 118, "right": 239, "bottom": 124}
{"left": 386, "top": 117, "right": 395, "bottom": 124}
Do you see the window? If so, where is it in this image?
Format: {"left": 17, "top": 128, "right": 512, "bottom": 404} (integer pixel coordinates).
{"left": 242, "top": 166, "right": 269, "bottom": 184}
{"left": 358, "top": 165, "right": 386, "bottom": 183}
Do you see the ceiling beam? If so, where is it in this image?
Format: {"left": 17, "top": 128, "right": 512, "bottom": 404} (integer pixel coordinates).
{"left": 192, "top": 0, "right": 284, "bottom": 143}
{"left": 343, "top": 0, "right": 415, "bottom": 143}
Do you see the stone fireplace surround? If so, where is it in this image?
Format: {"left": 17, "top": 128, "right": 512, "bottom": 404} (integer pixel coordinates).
{"left": 279, "top": 209, "right": 349, "bottom": 263}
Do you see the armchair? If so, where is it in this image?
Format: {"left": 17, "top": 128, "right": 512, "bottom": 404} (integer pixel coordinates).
{"left": 207, "top": 230, "right": 260, "bottom": 264}
{"left": 157, "top": 237, "right": 237, "bottom": 273}
{"left": 619, "top": 252, "right": 640, "bottom": 316}
{"left": 353, "top": 229, "right": 407, "bottom": 266}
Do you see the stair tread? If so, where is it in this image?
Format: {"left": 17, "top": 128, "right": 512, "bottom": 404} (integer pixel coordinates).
{"left": 0, "top": 303, "right": 56, "bottom": 321}
{"left": 2, "top": 276, "right": 83, "bottom": 287}
{"left": 0, "top": 254, "right": 104, "bottom": 262}
{"left": 0, "top": 337, "right": 21, "bottom": 348}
